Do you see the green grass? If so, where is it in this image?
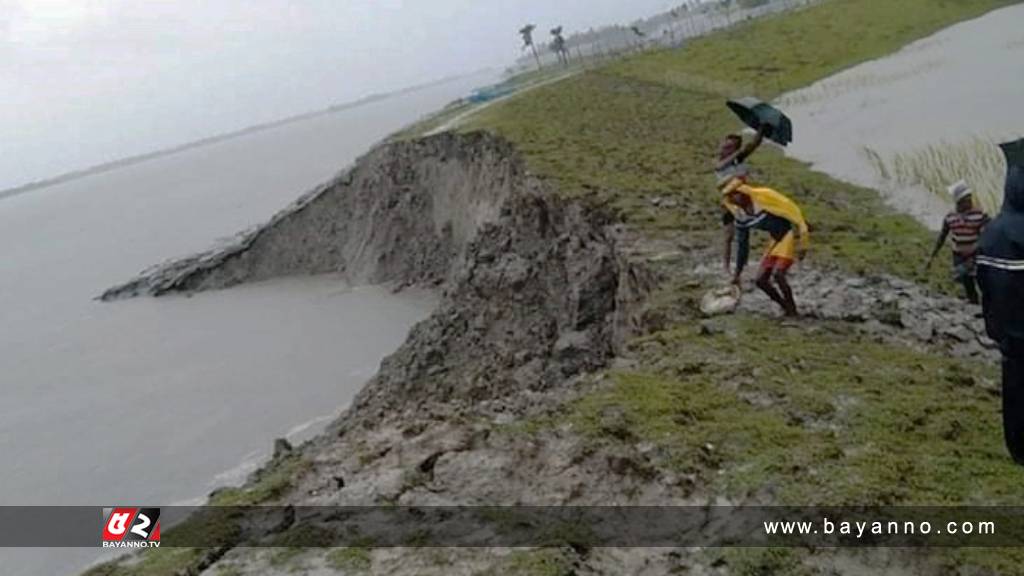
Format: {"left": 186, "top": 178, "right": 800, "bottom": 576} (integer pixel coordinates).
{"left": 466, "top": 2, "right": 1024, "bottom": 571}
{"left": 465, "top": 0, "right": 1018, "bottom": 292}
{"left": 266, "top": 523, "right": 339, "bottom": 569}
{"left": 268, "top": 547, "right": 305, "bottom": 569}
{"left": 477, "top": 549, "right": 573, "bottom": 576}
{"left": 575, "top": 315, "right": 1012, "bottom": 505}
{"left": 326, "top": 547, "right": 373, "bottom": 572}
{"left": 392, "top": 57, "right": 604, "bottom": 141}
{"left": 464, "top": 0, "right": 1024, "bottom": 498}
{"left": 208, "top": 453, "right": 312, "bottom": 506}
{"left": 610, "top": 0, "right": 1014, "bottom": 96}
{"left": 214, "top": 566, "right": 244, "bottom": 576}
{"left": 463, "top": 6, "right": 1024, "bottom": 566}
{"left": 716, "top": 548, "right": 813, "bottom": 576}
{"left": 571, "top": 314, "right": 1024, "bottom": 573}
{"left": 81, "top": 549, "right": 206, "bottom": 576}
{"left": 82, "top": 455, "right": 311, "bottom": 576}
{"left": 390, "top": 100, "right": 476, "bottom": 140}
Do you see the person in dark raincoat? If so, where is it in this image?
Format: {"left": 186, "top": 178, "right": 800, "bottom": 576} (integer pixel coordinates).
{"left": 977, "top": 137, "right": 1024, "bottom": 464}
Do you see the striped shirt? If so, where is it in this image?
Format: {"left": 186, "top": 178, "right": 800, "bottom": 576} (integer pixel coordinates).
{"left": 944, "top": 209, "right": 990, "bottom": 256}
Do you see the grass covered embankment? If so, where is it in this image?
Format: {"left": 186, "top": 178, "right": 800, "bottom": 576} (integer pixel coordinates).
{"left": 466, "top": 0, "right": 1017, "bottom": 288}
{"left": 465, "top": 0, "right": 1022, "bottom": 571}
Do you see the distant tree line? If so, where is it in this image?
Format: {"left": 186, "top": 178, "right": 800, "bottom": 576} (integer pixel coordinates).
{"left": 511, "top": 0, "right": 816, "bottom": 73}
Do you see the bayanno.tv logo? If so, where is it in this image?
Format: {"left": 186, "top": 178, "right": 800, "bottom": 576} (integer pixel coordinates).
{"left": 101, "top": 507, "right": 161, "bottom": 548}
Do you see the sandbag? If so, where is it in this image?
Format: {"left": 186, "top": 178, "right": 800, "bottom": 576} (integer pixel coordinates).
{"left": 700, "top": 285, "right": 742, "bottom": 316}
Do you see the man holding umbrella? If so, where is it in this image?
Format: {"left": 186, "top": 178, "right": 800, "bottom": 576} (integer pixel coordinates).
{"left": 715, "top": 97, "right": 793, "bottom": 184}
{"left": 717, "top": 98, "right": 806, "bottom": 317}
{"left": 977, "top": 137, "right": 1024, "bottom": 464}
{"left": 715, "top": 124, "right": 768, "bottom": 183}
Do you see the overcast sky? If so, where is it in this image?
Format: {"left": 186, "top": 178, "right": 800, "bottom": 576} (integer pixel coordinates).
{"left": 0, "top": 0, "right": 673, "bottom": 189}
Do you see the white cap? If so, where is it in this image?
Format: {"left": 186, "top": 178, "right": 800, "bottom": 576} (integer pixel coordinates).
{"left": 948, "top": 180, "right": 972, "bottom": 203}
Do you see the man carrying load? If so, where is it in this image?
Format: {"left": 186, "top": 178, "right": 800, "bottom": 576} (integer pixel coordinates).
{"left": 720, "top": 176, "right": 809, "bottom": 317}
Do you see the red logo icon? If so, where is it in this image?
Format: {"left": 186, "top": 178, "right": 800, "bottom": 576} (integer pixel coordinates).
{"left": 102, "top": 507, "right": 161, "bottom": 548}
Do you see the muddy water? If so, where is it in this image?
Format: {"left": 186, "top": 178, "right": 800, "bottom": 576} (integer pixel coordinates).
{"left": 778, "top": 4, "right": 1024, "bottom": 229}
{"left": 0, "top": 72, "right": 494, "bottom": 575}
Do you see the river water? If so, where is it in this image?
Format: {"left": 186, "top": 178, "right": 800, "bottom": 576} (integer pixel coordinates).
{"left": 0, "top": 71, "right": 495, "bottom": 575}
{"left": 779, "top": 4, "right": 1024, "bottom": 228}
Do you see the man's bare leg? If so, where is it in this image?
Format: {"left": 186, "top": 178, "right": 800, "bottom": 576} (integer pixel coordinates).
{"left": 755, "top": 266, "right": 789, "bottom": 312}
{"left": 774, "top": 269, "right": 798, "bottom": 317}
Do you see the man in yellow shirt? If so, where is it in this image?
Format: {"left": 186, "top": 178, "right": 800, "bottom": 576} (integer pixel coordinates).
{"left": 720, "top": 176, "right": 810, "bottom": 317}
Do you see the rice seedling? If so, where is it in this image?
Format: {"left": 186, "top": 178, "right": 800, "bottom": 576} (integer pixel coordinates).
{"left": 862, "top": 137, "right": 1006, "bottom": 214}
{"left": 777, "top": 59, "right": 942, "bottom": 107}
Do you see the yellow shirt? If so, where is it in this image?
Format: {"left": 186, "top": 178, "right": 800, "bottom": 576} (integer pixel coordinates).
{"left": 722, "top": 184, "right": 810, "bottom": 250}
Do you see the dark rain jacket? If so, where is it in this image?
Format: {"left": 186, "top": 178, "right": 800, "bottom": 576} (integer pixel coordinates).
{"left": 978, "top": 140, "right": 1024, "bottom": 356}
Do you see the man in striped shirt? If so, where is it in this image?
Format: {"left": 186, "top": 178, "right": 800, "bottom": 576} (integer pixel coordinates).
{"left": 978, "top": 138, "right": 1024, "bottom": 464}
{"left": 926, "top": 180, "right": 990, "bottom": 304}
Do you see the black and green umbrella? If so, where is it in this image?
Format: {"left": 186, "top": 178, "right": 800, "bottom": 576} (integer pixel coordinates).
{"left": 726, "top": 97, "right": 793, "bottom": 146}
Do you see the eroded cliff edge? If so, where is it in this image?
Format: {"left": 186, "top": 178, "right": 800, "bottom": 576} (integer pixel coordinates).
{"left": 101, "top": 130, "right": 654, "bottom": 420}
{"left": 88, "top": 132, "right": 657, "bottom": 573}
{"left": 102, "top": 132, "right": 524, "bottom": 299}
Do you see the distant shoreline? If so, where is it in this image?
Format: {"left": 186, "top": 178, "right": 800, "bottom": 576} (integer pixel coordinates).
{"left": 0, "top": 69, "right": 494, "bottom": 201}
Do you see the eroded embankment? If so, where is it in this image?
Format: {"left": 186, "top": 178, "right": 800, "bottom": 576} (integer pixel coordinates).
{"left": 102, "top": 130, "right": 653, "bottom": 415}
{"left": 102, "top": 132, "right": 525, "bottom": 299}
{"left": 87, "top": 132, "right": 654, "bottom": 576}
{"left": 87, "top": 136, "right": 1005, "bottom": 576}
